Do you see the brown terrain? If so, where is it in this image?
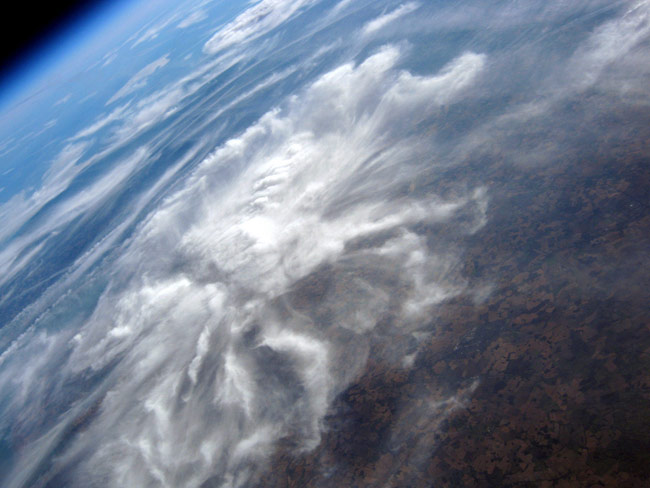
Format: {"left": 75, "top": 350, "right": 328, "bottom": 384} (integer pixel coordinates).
{"left": 253, "top": 98, "right": 650, "bottom": 486}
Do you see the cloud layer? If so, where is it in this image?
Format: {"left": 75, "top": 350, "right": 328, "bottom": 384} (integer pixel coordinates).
{"left": 1, "top": 42, "right": 487, "bottom": 488}
{"left": 204, "top": 0, "right": 316, "bottom": 54}
{"left": 363, "top": 2, "right": 420, "bottom": 36}
{"left": 106, "top": 54, "right": 170, "bottom": 105}
{"left": 2, "top": 0, "right": 650, "bottom": 486}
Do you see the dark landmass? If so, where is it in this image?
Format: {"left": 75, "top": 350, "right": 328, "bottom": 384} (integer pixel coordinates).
{"left": 251, "top": 96, "right": 650, "bottom": 486}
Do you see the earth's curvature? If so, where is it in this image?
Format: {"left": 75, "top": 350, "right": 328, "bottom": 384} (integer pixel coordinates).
{"left": 0, "top": 1, "right": 649, "bottom": 487}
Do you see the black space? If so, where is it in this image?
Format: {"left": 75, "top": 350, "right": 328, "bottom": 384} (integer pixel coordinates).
{"left": 0, "top": 1, "right": 109, "bottom": 80}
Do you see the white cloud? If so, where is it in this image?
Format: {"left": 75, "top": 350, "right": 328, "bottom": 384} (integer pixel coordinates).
{"left": 101, "top": 49, "right": 119, "bottom": 67}
{"left": 54, "top": 93, "right": 71, "bottom": 106}
{"left": 72, "top": 50, "right": 250, "bottom": 149}
{"left": 177, "top": 9, "right": 207, "bottom": 29}
{"left": 2, "top": 45, "right": 488, "bottom": 487}
{"left": 172, "top": 47, "right": 484, "bottom": 295}
{"left": 203, "top": 0, "right": 316, "bottom": 54}
{"left": 0, "top": 145, "right": 150, "bottom": 293}
{"left": 0, "top": 142, "right": 88, "bottom": 243}
{"left": 565, "top": 0, "right": 650, "bottom": 91}
{"left": 330, "top": 0, "right": 355, "bottom": 15}
{"left": 72, "top": 103, "right": 131, "bottom": 139}
{"left": 198, "top": 65, "right": 298, "bottom": 129}
{"left": 111, "top": 86, "right": 184, "bottom": 141}
{"left": 363, "top": 1, "right": 420, "bottom": 36}
{"left": 44, "top": 146, "right": 149, "bottom": 223}
{"left": 129, "top": 9, "right": 184, "bottom": 49}
{"left": 106, "top": 54, "right": 170, "bottom": 105}
{"left": 449, "top": 0, "right": 650, "bottom": 167}
{"left": 20, "top": 119, "right": 58, "bottom": 143}
{"left": 71, "top": 82, "right": 185, "bottom": 147}
{"left": 0, "top": 137, "right": 15, "bottom": 154}
{"left": 64, "top": 141, "right": 202, "bottom": 284}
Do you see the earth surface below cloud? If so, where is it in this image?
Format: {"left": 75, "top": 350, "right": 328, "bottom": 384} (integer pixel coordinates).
{"left": 0, "top": 1, "right": 649, "bottom": 487}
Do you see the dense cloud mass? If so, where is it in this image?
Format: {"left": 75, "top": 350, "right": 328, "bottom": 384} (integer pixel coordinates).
{"left": 0, "top": 0, "right": 649, "bottom": 487}
{"left": 15, "top": 44, "right": 487, "bottom": 488}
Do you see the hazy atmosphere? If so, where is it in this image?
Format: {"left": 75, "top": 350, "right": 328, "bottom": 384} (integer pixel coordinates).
{"left": 0, "top": 1, "right": 649, "bottom": 486}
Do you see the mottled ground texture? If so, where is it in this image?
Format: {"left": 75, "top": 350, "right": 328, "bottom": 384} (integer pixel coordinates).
{"left": 254, "top": 102, "right": 650, "bottom": 487}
